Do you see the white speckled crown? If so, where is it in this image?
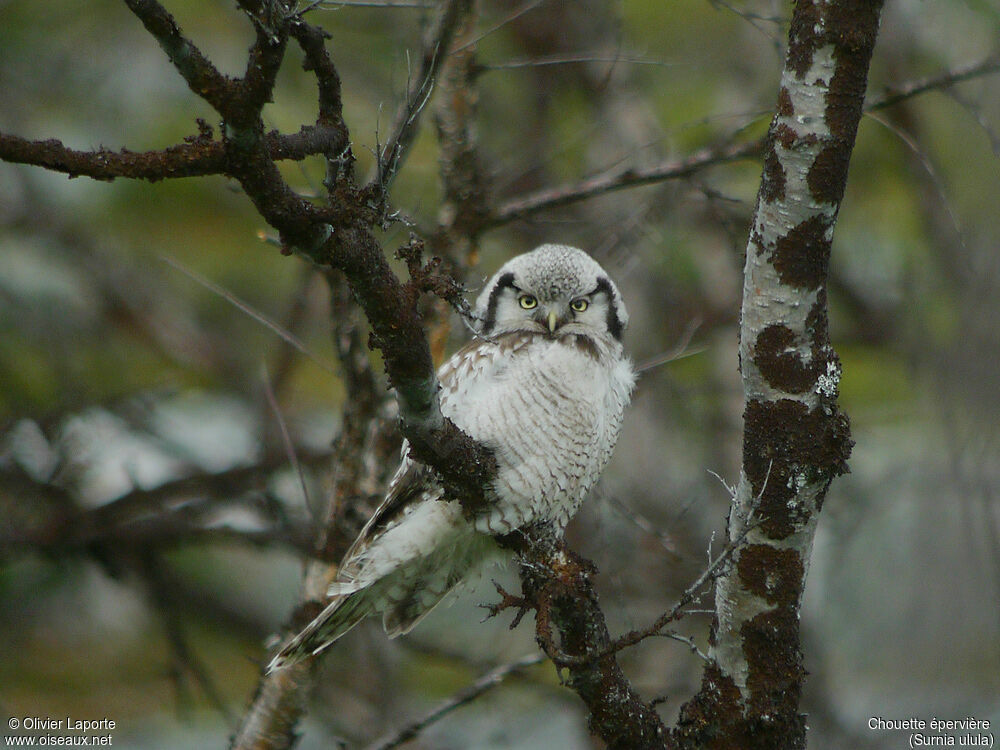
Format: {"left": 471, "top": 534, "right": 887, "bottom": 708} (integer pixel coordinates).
{"left": 475, "top": 244, "right": 629, "bottom": 329}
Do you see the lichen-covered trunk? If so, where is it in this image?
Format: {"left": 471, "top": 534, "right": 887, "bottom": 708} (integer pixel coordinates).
{"left": 675, "top": 1, "right": 884, "bottom": 747}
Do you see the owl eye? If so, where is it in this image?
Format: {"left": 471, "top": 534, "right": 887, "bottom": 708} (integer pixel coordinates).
{"left": 518, "top": 294, "right": 538, "bottom": 310}
{"left": 570, "top": 298, "right": 589, "bottom": 312}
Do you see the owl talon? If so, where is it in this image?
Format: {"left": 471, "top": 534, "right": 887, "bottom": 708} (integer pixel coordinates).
{"left": 481, "top": 579, "right": 533, "bottom": 629}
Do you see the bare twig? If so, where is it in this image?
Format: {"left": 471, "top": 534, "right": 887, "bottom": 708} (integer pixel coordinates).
{"left": 478, "top": 52, "right": 681, "bottom": 73}
{"left": 140, "top": 550, "right": 236, "bottom": 725}
{"left": 604, "top": 493, "right": 680, "bottom": 555}
{"left": 478, "top": 57, "right": 1000, "bottom": 234}
{"left": 487, "top": 138, "right": 762, "bottom": 227}
{"left": 451, "top": 0, "right": 547, "bottom": 53}
{"left": 660, "top": 630, "right": 711, "bottom": 663}
{"left": 375, "top": 0, "right": 473, "bottom": 191}
{"left": 866, "top": 54, "right": 1000, "bottom": 112}
{"left": 161, "top": 256, "right": 332, "bottom": 373}
{"left": 0, "top": 453, "right": 326, "bottom": 557}
{"left": 365, "top": 654, "right": 546, "bottom": 750}
{"left": 261, "top": 365, "right": 314, "bottom": 515}
{"left": 162, "top": 255, "right": 335, "bottom": 375}
{"left": 574, "top": 511, "right": 760, "bottom": 665}
{"left": 636, "top": 318, "right": 704, "bottom": 375}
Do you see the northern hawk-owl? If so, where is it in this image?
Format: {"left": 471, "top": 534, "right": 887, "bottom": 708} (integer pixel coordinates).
{"left": 270, "top": 244, "right": 635, "bottom": 669}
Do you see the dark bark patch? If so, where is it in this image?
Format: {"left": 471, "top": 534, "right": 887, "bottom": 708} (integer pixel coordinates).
{"left": 760, "top": 147, "right": 785, "bottom": 203}
{"left": 743, "top": 398, "right": 853, "bottom": 538}
{"left": 773, "top": 122, "right": 798, "bottom": 150}
{"left": 753, "top": 324, "right": 817, "bottom": 394}
{"left": 737, "top": 545, "right": 804, "bottom": 607}
{"left": 807, "top": 144, "right": 850, "bottom": 205}
{"left": 785, "top": 0, "right": 820, "bottom": 78}
{"left": 771, "top": 214, "right": 832, "bottom": 290}
{"left": 777, "top": 86, "right": 794, "bottom": 117}
{"left": 742, "top": 607, "right": 807, "bottom": 747}
{"left": 827, "top": 0, "right": 884, "bottom": 141}
{"left": 773, "top": 122, "right": 819, "bottom": 152}
{"left": 673, "top": 663, "right": 749, "bottom": 750}
{"left": 750, "top": 227, "right": 769, "bottom": 258}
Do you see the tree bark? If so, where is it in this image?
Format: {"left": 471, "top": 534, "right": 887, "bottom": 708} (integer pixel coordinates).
{"left": 674, "top": 1, "right": 883, "bottom": 747}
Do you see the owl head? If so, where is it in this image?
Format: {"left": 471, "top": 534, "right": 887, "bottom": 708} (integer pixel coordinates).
{"left": 473, "top": 244, "right": 629, "bottom": 341}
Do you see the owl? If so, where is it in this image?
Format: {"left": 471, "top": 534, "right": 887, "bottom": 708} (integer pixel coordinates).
{"left": 269, "top": 244, "right": 635, "bottom": 670}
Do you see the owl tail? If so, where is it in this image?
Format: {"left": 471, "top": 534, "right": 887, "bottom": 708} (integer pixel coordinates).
{"left": 266, "top": 504, "right": 500, "bottom": 672}
{"left": 265, "top": 576, "right": 459, "bottom": 673}
{"left": 266, "top": 585, "right": 371, "bottom": 672}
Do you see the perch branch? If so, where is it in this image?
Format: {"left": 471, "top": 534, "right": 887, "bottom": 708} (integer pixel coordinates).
{"left": 492, "top": 528, "right": 673, "bottom": 750}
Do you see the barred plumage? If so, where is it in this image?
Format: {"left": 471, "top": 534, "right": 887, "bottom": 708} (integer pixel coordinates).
{"left": 269, "top": 244, "right": 635, "bottom": 670}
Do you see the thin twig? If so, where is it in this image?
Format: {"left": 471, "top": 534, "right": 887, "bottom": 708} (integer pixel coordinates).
{"left": 260, "top": 364, "right": 314, "bottom": 514}
{"left": 660, "top": 630, "right": 711, "bottom": 663}
{"left": 375, "top": 0, "right": 472, "bottom": 191}
{"left": 553, "top": 516, "right": 758, "bottom": 667}
{"left": 636, "top": 318, "right": 704, "bottom": 374}
{"left": 604, "top": 493, "right": 680, "bottom": 555}
{"left": 451, "top": 0, "right": 547, "bottom": 53}
{"left": 162, "top": 255, "right": 337, "bottom": 375}
{"left": 487, "top": 138, "right": 762, "bottom": 227}
{"left": 365, "top": 654, "right": 546, "bottom": 750}
{"left": 866, "top": 54, "right": 1000, "bottom": 112}
{"left": 553, "top": 470, "right": 768, "bottom": 669}
{"left": 478, "top": 52, "right": 682, "bottom": 73}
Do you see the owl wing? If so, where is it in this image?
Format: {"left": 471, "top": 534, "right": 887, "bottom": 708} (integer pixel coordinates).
{"left": 329, "top": 334, "right": 512, "bottom": 579}
{"left": 341, "top": 333, "right": 530, "bottom": 550}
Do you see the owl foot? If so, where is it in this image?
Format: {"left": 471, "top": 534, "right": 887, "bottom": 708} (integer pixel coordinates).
{"left": 481, "top": 579, "right": 532, "bottom": 630}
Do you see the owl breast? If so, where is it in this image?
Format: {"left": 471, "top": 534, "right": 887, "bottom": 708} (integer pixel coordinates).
{"left": 438, "top": 331, "right": 635, "bottom": 536}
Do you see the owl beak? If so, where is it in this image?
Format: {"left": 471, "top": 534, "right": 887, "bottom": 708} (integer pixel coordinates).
{"left": 547, "top": 309, "right": 558, "bottom": 333}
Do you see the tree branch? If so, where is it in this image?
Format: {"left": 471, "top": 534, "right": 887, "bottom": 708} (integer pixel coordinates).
{"left": 0, "top": 453, "right": 327, "bottom": 558}
{"left": 487, "top": 138, "right": 762, "bottom": 228}
{"left": 289, "top": 17, "right": 346, "bottom": 128}
{"left": 431, "top": 1, "right": 491, "bottom": 258}
{"left": 867, "top": 53, "right": 1000, "bottom": 112}
{"left": 0, "top": 126, "right": 347, "bottom": 182}
{"left": 478, "top": 57, "right": 1000, "bottom": 234}
{"left": 123, "top": 0, "right": 240, "bottom": 118}
{"left": 494, "top": 529, "right": 673, "bottom": 750}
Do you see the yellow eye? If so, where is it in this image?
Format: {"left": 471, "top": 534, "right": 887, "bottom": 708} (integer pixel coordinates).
{"left": 570, "top": 298, "right": 589, "bottom": 312}
{"left": 519, "top": 295, "right": 538, "bottom": 310}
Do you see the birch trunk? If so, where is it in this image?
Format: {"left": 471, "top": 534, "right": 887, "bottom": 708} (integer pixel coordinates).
{"left": 675, "top": 1, "right": 884, "bottom": 746}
